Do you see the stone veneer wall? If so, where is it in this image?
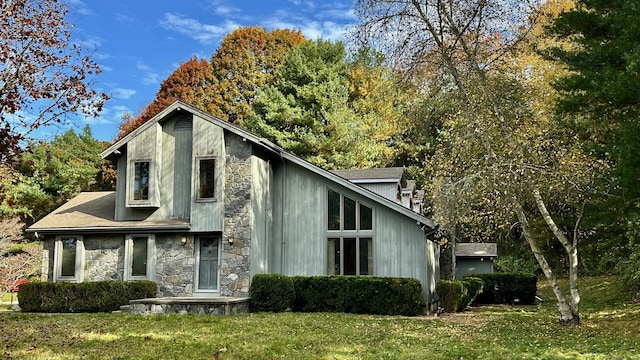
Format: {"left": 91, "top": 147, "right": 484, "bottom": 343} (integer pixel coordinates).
{"left": 155, "top": 234, "right": 194, "bottom": 297}
{"left": 220, "top": 132, "right": 253, "bottom": 297}
{"left": 83, "top": 235, "right": 124, "bottom": 281}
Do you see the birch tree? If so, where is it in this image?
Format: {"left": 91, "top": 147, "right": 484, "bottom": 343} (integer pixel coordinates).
{"left": 355, "top": 0, "right": 598, "bottom": 324}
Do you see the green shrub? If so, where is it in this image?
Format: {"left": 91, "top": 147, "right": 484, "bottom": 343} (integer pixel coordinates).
{"left": 436, "top": 280, "right": 465, "bottom": 313}
{"left": 468, "top": 273, "right": 537, "bottom": 305}
{"left": 18, "top": 281, "right": 156, "bottom": 313}
{"left": 249, "top": 274, "right": 295, "bottom": 312}
{"left": 285, "top": 276, "right": 423, "bottom": 316}
{"left": 460, "top": 277, "right": 484, "bottom": 311}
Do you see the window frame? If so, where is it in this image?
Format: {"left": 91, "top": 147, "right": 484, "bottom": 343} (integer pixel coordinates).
{"left": 53, "top": 235, "right": 84, "bottom": 282}
{"left": 327, "top": 237, "right": 373, "bottom": 276}
{"left": 124, "top": 234, "right": 156, "bottom": 281}
{"left": 127, "top": 158, "right": 155, "bottom": 207}
{"left": 195, "top": 155, "right": 217, "bottom": 202}
{"left": 326, "top": 188, "right": 374, "bottom": 276}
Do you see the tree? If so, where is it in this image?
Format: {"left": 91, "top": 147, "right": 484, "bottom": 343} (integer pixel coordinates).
{"left": 355, "top": 0, "right": 598, "bottom": 324}
{"left": 0, "top": 126, "right": 109, "bottom": 221}
{"left": 244, "top": 41, "right": 407, "bottom": 169}
{"left": 210, "top": 27, "right": 306, "bottom": 124}
{"left": 117, "top": 27, "right": 305, "bottom": 139}
{"left": 0, "top": 0, "right": 108, "bottom": 164}
{"left": 0, "top": 217, "right": 41, "bottom": 295}
{"left": 548, "top": 0, "right": 640, "bottom": 298}
{"left": 116, "top": 57, "right": 216, "bottom": 140}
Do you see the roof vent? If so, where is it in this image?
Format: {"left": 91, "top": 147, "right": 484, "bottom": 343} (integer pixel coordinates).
{"left": 174, "top": 117, "right": 193, "bottom": 131}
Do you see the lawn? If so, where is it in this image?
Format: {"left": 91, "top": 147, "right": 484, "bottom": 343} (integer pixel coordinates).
{"left": 1, "top": 276, "right": 638, "bottom": 359}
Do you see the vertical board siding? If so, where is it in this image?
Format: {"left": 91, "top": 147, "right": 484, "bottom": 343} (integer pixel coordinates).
{"left": 250, "top": 155, "right": 272, "bottom": 275}
{"left": 190, "top": 115, "right": 224, "bottom": 232}
{"left": 169, "top": 117, "right": 192, "bottom": 219}
{"left": 271, "top": 160, "right": 436, "bottom": 303}
{"left": 360, "top": 183, "right": 398, "bottom": 203}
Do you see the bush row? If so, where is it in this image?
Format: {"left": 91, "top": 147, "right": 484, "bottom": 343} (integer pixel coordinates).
{"left": 19, "top": 281, "right": 157, "bottom": 313}
{"left": 466, "top": 273, "right": 537, "bottom": 305}
{"left": 435, "top": 277, "right": 484, "bottom": 313}
{"left": 250, "top": 274, "right": 424, "bottom": 316}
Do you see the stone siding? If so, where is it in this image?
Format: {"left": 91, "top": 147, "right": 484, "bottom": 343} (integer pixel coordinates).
{"left": 221, "top": 132, "right": 253, "bottom": 297}
{"left": 84, "top": 235, "right": 124, "bottom": 282}
{"left": 155, "top": 234, "right": 195, "bottom": 297}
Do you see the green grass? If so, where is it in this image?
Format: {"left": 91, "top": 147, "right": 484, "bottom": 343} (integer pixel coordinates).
{"left": 1, "top": 276, "right": 639, "bottom": 359}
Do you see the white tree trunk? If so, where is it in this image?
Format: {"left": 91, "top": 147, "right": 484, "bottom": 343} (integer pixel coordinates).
{"left": 532, "top": 189, "right": 581, "bottom": 324}
{"left": 514, "top": 199, "right": 579, "bottom": 324}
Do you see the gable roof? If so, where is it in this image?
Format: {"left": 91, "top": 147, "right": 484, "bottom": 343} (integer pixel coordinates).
{"left": 103, "top": 101, "right": 435, "bottom": 229}
{"left": 28, "top": 192, "right": 190, "bottom": 234}
{"left": 455, "top": 243, "right": 498, "bottom": 257}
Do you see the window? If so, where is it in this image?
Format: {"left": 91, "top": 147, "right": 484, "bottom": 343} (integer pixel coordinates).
{"left": 133, "top": 161, "right": 150, "bottom": 201}
{"left": 124, "top": 235, "right": 155, "bottom": 281}
{"left": 327, "top": 189, "right": 374, "bottom": 276}
{"left": 197, "top": 157, "right": 216, "bottom": 200}
{"left": 53, "top": 236, "right": 84, "bottom": 282}
{"left": 328, "top": 237, "right": 373, "bottom": 275}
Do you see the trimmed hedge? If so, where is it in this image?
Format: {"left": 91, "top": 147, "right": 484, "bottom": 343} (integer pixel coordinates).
{"left": 466, "top": 273, "right": 537, "bottom": 305}
{"left": 18, "top": 281, "right": 157, "bottom": 313}
{"left": 436, "top": 280, "right": 465, "bottom": 312}
{"left": 251, "top": 275, "right": 424, "bottom": 316}
{"left": 436, "top": 277, "right": 485, "bottom": 313}
{"left": 249, "top": 274, "right": 295, "bottom": 312}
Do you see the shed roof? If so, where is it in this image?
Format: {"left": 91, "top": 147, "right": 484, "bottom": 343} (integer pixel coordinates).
{"left": 28, "top": 192, "right": 190, "bottom": 234}
{"left": 455, "top": 243, "right": 498, "bottom": 257}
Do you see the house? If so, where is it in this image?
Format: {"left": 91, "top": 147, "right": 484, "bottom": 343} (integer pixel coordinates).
{"left": 454, "top": 243, "right": 498, "bottom": 279}
{"left": 28, "top": 101, "right": 440, "bottom": 305}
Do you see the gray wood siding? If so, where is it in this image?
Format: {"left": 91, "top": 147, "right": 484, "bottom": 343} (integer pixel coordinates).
{"left": 360, "top": 183, "right": 399, "bottom": 203}
{"left": 250, "top": 155, "right": 272, "bottom": 275}
{"left": 125, "top": 123, "right": 162, "bottom": 207}
{"left": 147, "top": 116, "right": 192, "bottom": 220}
{"left": 270, "top": 159, "right": 437, "bottom": 303}
{"left": 271, "top": 161, "right": 327, "bottom": 276}
{"left": 190, "top": 115, "right": 224, "bottom": 232}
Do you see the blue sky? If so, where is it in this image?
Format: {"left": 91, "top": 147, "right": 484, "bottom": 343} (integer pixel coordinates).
{"left": 55, "top": 0, "right": 356, "bottom": 142}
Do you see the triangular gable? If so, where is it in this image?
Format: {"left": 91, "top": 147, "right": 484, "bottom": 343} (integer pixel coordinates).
{"left": 101, "top": 100, "right": 435, "bottom": 229}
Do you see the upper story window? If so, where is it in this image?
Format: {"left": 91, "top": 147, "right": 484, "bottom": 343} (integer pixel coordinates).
{"left": 53, "top": 235, "right": 84, "bottom": 282}
{"left": 197, "top": 156, "right": 216, "bottom": 200}
{"left": 133, "top": 161, "right": 150, "bottom": 201}
{"left": 327, "top": 189, "right": 373, "bottom": 231}
{"left": 327, "top": 189, "right": 374, "bottom": 276}
{"left": 128, "top": 159, "right": 158, "bottom": 207}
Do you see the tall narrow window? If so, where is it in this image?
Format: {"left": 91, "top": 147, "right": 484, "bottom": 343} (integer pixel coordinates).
{"left": 133, "top": 161, "right": 150, "bottom": 200}
{"left": 198, "top": 157, "right": 216, "bottom": 199}
{"left": 326, "top": 189, "right": 374, "bottom": 276}
{"left": 124, "top": 235, "right": 155, "bottom": 281}
{"left": 60, "top": 238, "right": 77, "bottom": 277}
{"left": 54, "top": 236, "right": 83, "bottom": 282}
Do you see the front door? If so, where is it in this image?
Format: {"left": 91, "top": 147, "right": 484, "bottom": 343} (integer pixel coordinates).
{"left": 196, "top": 236, "right": 220, "bottom": 292}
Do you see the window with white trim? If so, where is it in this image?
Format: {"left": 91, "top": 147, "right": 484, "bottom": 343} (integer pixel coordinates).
{"left": 53, "top": 236, "right": 84, "bottom": 282}
{"left": 327, "top": 189, "right": 374, "bottom": 275}
{"left": 124, "top": 234, "right": 156, "bottom": 281}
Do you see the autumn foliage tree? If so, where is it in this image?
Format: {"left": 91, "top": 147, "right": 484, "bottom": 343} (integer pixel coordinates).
{"left": 116, "top": 27, "right": 305, "bottom": 140}
{"left": 117, "top": 57, "right": 216, "bottom": 139}
{"left": 0, "top": 0, "right": 108, "bottom": 164}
